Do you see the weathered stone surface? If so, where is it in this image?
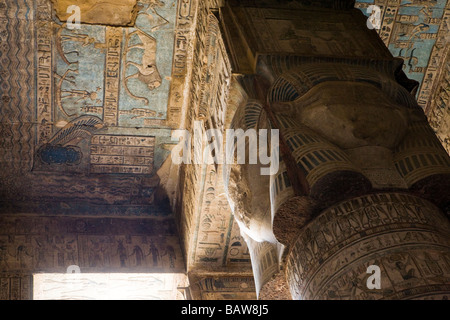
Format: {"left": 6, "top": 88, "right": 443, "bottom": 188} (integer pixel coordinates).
{"left": 221, "top": 1, "right": 450, "bottom": 301}
{"left": 258, "top": 272, "right": 291, "bottom": 300}
{"left": 51, "top": 0, "right": 139, "bottom": 26}
{"left": 286, "top": 193, "right": 450, "bottom": 300}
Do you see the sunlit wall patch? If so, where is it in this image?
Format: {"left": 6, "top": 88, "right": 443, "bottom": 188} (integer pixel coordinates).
{"left": 33, "top": 272, "right": 189, "bottom": 300}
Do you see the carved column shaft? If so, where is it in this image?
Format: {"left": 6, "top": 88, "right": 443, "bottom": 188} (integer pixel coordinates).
{"left": 220, "top": 0, "right": 450, "bottom": 300}
{"left": 286, "top": 193, "right": 450, "bottom": 300}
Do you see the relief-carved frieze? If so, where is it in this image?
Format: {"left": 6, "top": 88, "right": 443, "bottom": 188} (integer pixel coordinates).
{"left": 0, "top": 216, "right": 184, "bottom": 273}
{"left": 355, "top": 0, "right": 450, "bottom": 113}
{"left": 286, "top": 193, "right": 450, "bottom": 300}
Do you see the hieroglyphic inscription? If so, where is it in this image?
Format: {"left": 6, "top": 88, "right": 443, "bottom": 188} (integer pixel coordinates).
{"left": 380, "top": 5, "right": 396, "bottom": 45}
{"left": 286, "top": 193, "right": 450, "bottom": 300}
{"left": 173, "top": 0, "right": 195, "bottom": 76}
{"left": 36, "top": 0, "right": 53, "bottom": 144}
{"left": 0, "top": 215, "right": 184, "bottom": 287}
{"left": 428, "top": 50, "right": 450, "bottom": 154}
{"left": 227, "top": 220, "right": 251, "bottom": 265}
{"left": 418, "top": 6, "right": 450, "bottom": 108}
{"left": 176, "top": 1, "right": 212, "bottom": 267}
{"left": 193, "top": 167, "right": 231, "bottom": 266}
{"left": 311, "top": 237, "right": 450, "bottom": 300}
{"left": 90, "top": 135, "right": 155, "bottom": 174}
{"left": 167, "top": 0, "right": 197, "bottom": 127}
{"left": 103, "top": 27, "right": 123, "bottom": 127}
{"left": 197, "top": 13, "right": 231, "bottom": 124}
{"left": 78, "top": 235, "right": 182, "bottom": 271}
{"left": 0, "top": 274, "right": 32, "bottom": 300}
{"left": 176, "top": 2, "right": 251, "bottom": 274}
{"left": 189, "top": 275, "right": 256, "bottom": 300}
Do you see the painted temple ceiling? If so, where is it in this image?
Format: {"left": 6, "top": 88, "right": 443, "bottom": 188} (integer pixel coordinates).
{"left": 356, "top": 0, "right": 449, "bottom": 106}
{"left": 0, "top": 0, "right": 256, "bottom": 300}
{"left": 355, "top": 0, "right": 450, "bottom": 153}
{"left": 0, "top": 0, "right": 448, "bottom": 300}
{"left": 0, "top": 0, "right": 184, "bottom": 215}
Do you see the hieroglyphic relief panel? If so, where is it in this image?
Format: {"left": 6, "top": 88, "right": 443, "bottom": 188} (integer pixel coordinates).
{"left": 355, "top": 0, "right": 450, "bottom": 110}
{"left": 0, "top": 172, "right": 165, "bottom": 217}
{"left": 0, "top": 274, "right": 32, "bottom": 300}
{"left": 175, "top": 0, "right": 214, "bottom": 263}
{"left": 0, "top": 216, "right": 184, "bottom": 274}
{"left": 174, "top": 1, "right": 251, "bottom": 272}
{"left": 167, "top": 0, "right": 198, "bottom": 128}
{"left": 36, "top": 0, "right": 53, "bottom": 145}
{"left": 191, "top": 167, "right": 230, "bottom": 265}
{"left": 90, "top": 135, "right": 155, "bottom": 174}
{"left": 23, "top": 0, "right": 180, "bottom": 180}
{"left": 226, "top": 5, "right": 391, "bottom": 60}
{"left": 185, "top": 10, "right": 239, "bottom": 268}
{"left": 0, "top": 215, "right": 185, "bottom": 299}
{"left": 427, "top": 50, "right": 450, "bottom": 154}
{"left": 52, "top": 1, "right": 176, "bottom": 127}
{"left": 197, "top": 13, "right": 231, "bottom": 125}
{"left": 1, "top": 0, "right": 184, "bottom": 211}
{"left": 78, "top": 235, "right": 182, "bottom": 272}
{"left": 416, "top": 4, "right": 449, "bottom": 108}
{"left": 313, "top": 248, "right": 450, "bottom": 300}
{"left": 189, "top": 275, "right": 256, "bottom": 300}
{"left": 193, "top": 13, "right": 239, "bottom": 268}
{"left": 226, "top": 220, "right": 251, "bottom": 266}
{"left": 33, "top": 273, "right": 189, "bottom": 300}
{"left": 189, "top": 166, "right": 251, "bottom": 269}
{"left": 286, "top": 193, "right": 450, "bottom": 300}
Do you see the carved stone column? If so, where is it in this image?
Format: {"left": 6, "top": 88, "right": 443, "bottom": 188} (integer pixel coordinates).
{"left": 286, "top": 193, "right": 450, "bottom": 300}
{"left": 220, "top": 0, "right": 450, "bottom": 300}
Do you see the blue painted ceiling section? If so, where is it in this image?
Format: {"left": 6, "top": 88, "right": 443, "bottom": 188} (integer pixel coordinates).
{"left": 356, "top": 0, "right": 448, "bottom": 101}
